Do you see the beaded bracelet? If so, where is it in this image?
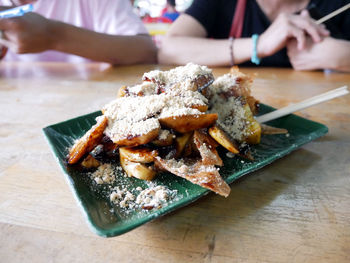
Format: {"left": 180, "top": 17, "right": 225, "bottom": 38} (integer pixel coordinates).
{"left": 251, "top": 34, "right": 261, "bottom": 65}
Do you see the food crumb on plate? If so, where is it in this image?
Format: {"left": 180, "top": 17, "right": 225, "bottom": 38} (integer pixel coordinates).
{"left": 89, "top": 163, "right": 116, "bottom": 184}
{"left": 89, "top": 162, "right": 178, "bottom": 212}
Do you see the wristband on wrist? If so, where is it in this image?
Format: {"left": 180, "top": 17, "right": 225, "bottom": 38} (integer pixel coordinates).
{"left": 251, "top": 34, "right": 261, "bottom": 65}
{"left": 229, "top": 37, "right": 234, "bottom": 66}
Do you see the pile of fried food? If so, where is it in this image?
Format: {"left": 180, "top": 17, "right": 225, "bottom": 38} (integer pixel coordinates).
{"left": 67, "top": 63, "right": 282, "bottom": 197}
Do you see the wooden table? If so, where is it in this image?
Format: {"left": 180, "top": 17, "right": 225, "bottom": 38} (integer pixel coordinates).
{"left": 0, "top": 62, "right": 349, "bottom": 263}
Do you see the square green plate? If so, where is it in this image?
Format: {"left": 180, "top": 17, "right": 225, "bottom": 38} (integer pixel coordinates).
{"left": 43, "top": 104, "right": 328, "bottom": 237}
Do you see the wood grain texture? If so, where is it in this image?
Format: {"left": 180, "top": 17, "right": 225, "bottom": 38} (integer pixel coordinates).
{"left": 0, "top": 62, "right": 349, "bottom": 262}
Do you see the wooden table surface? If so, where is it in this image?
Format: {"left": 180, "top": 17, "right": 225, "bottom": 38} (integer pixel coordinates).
{"left": 0, "top": 62, "right": 349, "bottom": 263}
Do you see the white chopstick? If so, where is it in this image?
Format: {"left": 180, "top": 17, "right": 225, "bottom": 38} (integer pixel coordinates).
{"left": 316, "top": 3, "right": 350, "bottom": 25}
{"left": 255, "top": 86, "right": 349, "bottom": 123}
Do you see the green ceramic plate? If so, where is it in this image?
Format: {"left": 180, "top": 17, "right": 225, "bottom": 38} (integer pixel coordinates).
{"left": 43, "top": 104, "right": 328, "bottom": 237}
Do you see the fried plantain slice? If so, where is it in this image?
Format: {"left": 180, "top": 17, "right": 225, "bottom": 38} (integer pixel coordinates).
{"left": 242, "top": 104, "right": 261, "bottom": 144}
{"left": 151, "top": 129, "right": 174, "bottom": 147}
{"left": 159, "top": 113, "right": 218, "bottom": 133}
{"left": 119, "top": 147, "right": 158, "bottom": 163}
{"left": 175, "top": 132, "right": 193, "bottom": 158}
{"left": 81, "top": 154, "right": 101, "bottom": 169}
{"left": 120, "top": 154, "right": 156, "bottom": 180}
{"left": 191, "top": 104, "right": 208, "bottom": 112}
{"left": 208, "top": 125, "right": 240, "bottom": 154}
{"left": 155, "top": 157, "right": 230, "bottom": 197}
{"left": 68, "top": 116, "right": 108, "bottom": 164}
{"left": 114, "top": 127, "right": 160, "bottom": 147}
{"left": 246, "top": 95, "right": 260, "bottom": 116}
{"left": 182, "top": 134, "right": 198, "bottom": 158}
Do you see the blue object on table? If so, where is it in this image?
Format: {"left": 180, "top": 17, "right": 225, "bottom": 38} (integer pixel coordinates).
{"left": 0, "top": 4, "right": 33, "bottom": 19}
{"left": 251, "top": 34, "right": 261, "bottom": 65}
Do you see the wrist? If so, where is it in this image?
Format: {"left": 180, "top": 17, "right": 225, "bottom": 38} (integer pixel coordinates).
{"left": 257, "top": 33, "right": 268, "bottom": 58}
{"left": 47, "top": 20, "right": 64, "bottom": 51}
{"left": 325, "top": 38, "right": 347, "bottom": 71}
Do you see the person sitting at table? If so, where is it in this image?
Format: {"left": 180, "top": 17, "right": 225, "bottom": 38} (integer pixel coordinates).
{"left": 158, "top": 0, "right": 350, "bottom": 72}
{"left": 0, "top": 0, "right": 157, "bottom": 64}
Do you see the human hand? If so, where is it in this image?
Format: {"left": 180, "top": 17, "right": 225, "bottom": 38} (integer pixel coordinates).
{"left": 0, "top": 30, "right": 8, "bottom": 59}
{"left": 0, "top": 12, "right": 56, "bottom": 54}
{"left": 258, "top": 10, "right": 329, "bottom": 58}
{"left": 0, "top": 5, "right": 15, "bottom": 58}
{"left": 287, "top": 37, "right": 334, "bottom": 71}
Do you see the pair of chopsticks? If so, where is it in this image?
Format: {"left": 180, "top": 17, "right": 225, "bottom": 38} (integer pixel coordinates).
{"left": 256, "top": 86, "right": 349, "bottom": 123}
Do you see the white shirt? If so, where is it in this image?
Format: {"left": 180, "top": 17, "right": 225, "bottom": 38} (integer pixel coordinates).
{"left": 0, "top": 0, "right": 148, "bottom": 62}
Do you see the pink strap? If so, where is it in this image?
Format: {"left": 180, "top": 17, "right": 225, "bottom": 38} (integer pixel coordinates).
{"left": 229, "top": 0, "right": 247, "bottom": 38}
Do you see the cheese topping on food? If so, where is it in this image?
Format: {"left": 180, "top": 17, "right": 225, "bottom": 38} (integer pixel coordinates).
{"left": 102, "top": 67, "right": 210, "bottom": 142}
{"left": 209, "top": 75, "right": 251, "bottom": 141}
{"left": 143, "top": 62, "right": 212, "bottom": 88}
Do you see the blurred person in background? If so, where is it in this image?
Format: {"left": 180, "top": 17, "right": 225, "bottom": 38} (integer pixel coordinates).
{"left": 0, "top": 0, "right": 156, "bottom": 64}
{"left": 158, "top": 0, "right": 350, "bottom": 72}
{"left": 161, "top": 0, "right": 180, "bottom": 22}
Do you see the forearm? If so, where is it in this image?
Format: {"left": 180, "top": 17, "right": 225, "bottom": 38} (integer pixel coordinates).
{"left": 50, "top": 21, "right": 157, "bottom": 64}
{"left": 327, "top": 39, "right": 350, "bottom": 72}
{"left": 158, "top": 36, "right": 254, "bottom": 66}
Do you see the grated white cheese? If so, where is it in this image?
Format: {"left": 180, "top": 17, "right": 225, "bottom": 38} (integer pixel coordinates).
{"left": 90, "top": 163, "right": 116, "bottom": 184}
{"left": 105, "top": 118, "right": 160, "bottom": 142}
{"left": 209, "top": 95, "right": 248, "bottom": 141}
{"left": 212, "top": 72, "right": 252, "bottom": 97}
{"left": 110, "top": 187, "right": 136, "bottom": 208}
{"left": 159, "top": 107, "right": 201, "bottom": 119}
{"left": 126, "top": 82, "right": 158, "bottom": 96}
{"left": 135, "top": 185, "right": 177, "bottom": 209}
{"left": 109, "top": 183, "right": 177, "bottom": 210}
{"left": 90, "top": 163, "right": 178, "bottom": 211}
{"left": 143, "top": 63, "right": 213, "bottom": 90}
{"left": 103, "top": 85, "right": 208, "bottom": 142}
{"left": 212, "top": 74, "right": 240, "bottom": 92}
{"left": 208, "top": 74, "right": 252, "bottom": 141}
{"left": 158, "top": 129, "right": 170, "bottom": 140}
{"left": 161, "top": 158, "right": 218, "bottom": 174}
